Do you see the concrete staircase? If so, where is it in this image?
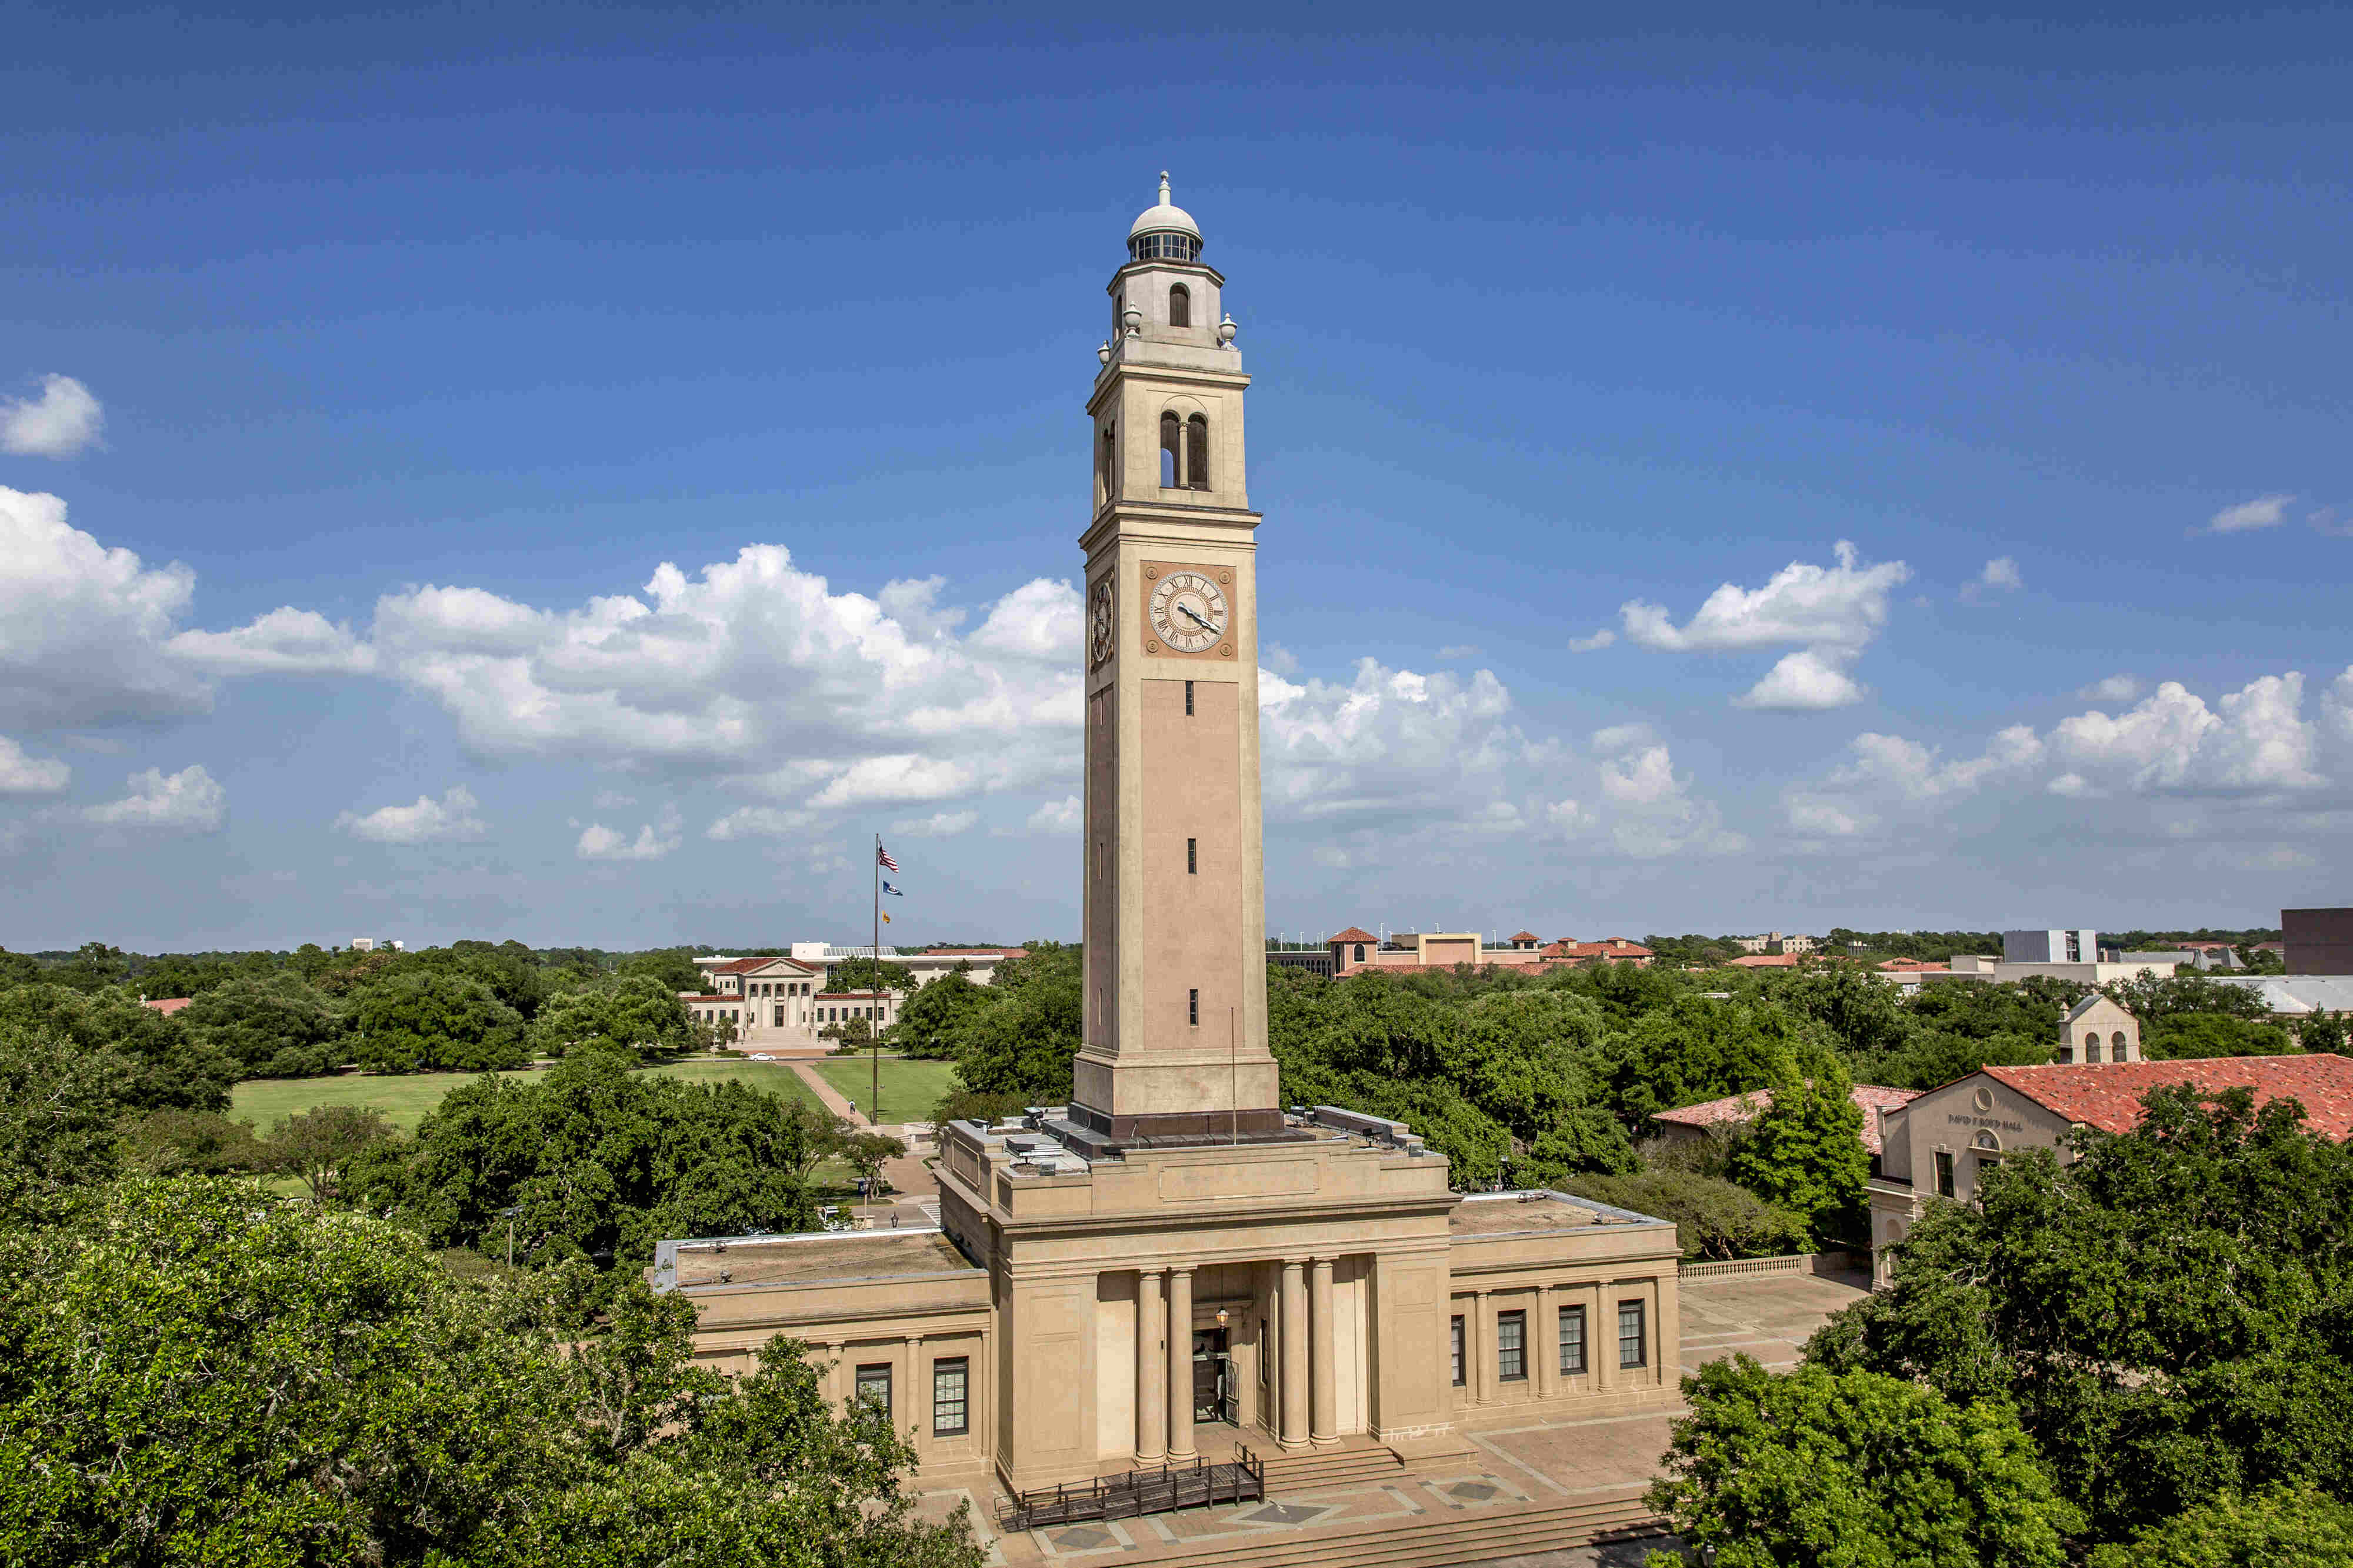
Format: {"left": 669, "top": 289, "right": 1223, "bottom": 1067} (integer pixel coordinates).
{"left": 1151, "top": 1486, "right": 1667, "bottom": 1568}
{"left": 1255, "top": 1443, "right": 1405, "bottom": 1490}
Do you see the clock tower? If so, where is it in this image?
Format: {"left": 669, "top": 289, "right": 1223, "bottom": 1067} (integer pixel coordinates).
{"left": 1076, "top": 175, "right": 1281, "bottom": 1140}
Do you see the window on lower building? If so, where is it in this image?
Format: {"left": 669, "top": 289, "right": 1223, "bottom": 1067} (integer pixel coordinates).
{"left": 855, "top": 1363, "right": 892, "bottom": 1419}
{"left": 1558, "top": 1305, "right": 1586, "bottom": 1374}
{"left": 1187, "top": 837, "right": 1197, "bottom": 874}
{"left": 774, "top": 1006, "right": 784, "bottom": 1027}
{"left": 1189, "top": 987, "right": 1199, "bottom": 1026}
{"left": 1618, "top": 1301, "right": 1647, "bottom": 1369}
{"left": 1450, "top": 1315, "right": 1465, "bottom": 1386}
{"left": 932, "top": 1357, "right": 968, "bottom": 1436}
{"left": 1497, "top": 1310, "right": 1526, "bottom": 1381}
{"left": 1934, "top": 1150, "right": 1955, "bottom": 1199}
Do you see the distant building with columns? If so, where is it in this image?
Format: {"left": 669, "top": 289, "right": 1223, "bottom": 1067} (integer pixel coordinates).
{"left": 650, "top": 181, "right": 1683, "bottom": 1503}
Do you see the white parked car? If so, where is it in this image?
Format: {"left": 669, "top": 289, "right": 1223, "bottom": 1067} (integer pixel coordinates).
{"left": 749, "top": 1052, "right": 775, "bottom": 1061}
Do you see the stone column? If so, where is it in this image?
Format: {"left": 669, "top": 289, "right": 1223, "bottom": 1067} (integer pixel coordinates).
{"left": 1534, "top": 1284, "right": 1556, "bottom": 1399}
{"left": 1167, "top": 1267, "right": 1197, "bottom": 1460}
{"left": 823, "top": 1341, "right": 845, "bottom": 1407}
{"left": 1471, "top": 1289, "right": 1491, "bottom": 1404}
{"left": 905, "top": 1335, "right": 924, "bottom": 1446}
{"left": 1137, "top": 1269, "right": 1168, "bottom": 1462}
{"left": 1309, "top": 1257, "right": 1339, "bottom": 1446}
{"left": 1278, "top": 1259, "right": 1310, "bottom": 1450}
{"left": 1591, "top": 1283, "right": 1615, "bottom": 1393}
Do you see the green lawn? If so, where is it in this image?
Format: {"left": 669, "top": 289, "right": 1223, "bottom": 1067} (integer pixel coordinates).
{"left": 805, "top": 1055, "right": 962, "bottom": 1124}
{"left": 231, "top": 1055, "right": 826, "bottom": 1132}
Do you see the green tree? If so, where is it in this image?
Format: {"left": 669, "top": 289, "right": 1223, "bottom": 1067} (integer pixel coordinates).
{"left": 179, "top": 969, "right": 348, "bottom": 1077}
{"left": 885, "top": 968, "right": 989, "bottom": 1058}
{"left": 0, "top": 1178, "right": 981, "bottom": 1568}
{"left": 618, "top": 946, "right": 704, "bottom": 995}
{"left": 842, "top": 1132, "right": 905, "bottom": 1196}
{"left": 48, "top": 940, "right": 129, "bottom": 992}
{"left": 952, "top": 944, "right": 1081, "bottom": 1104}
{"left": 1645, "top": 1356, "right": 2080, "bottom": 1568}
{"left": 351, "top": 968, "right": 528, "bottom": 1072}
{"left": 265, "top": 1103, "right": 394, "bottom": 1200}
{"left": 120, "top": 1107, "right": 269, "bottom": 1176}
{"left": 1595, "top": 995, "right": 1806, "bottom": 1127}
{"left": 1565, "top": 1170, "right": 1809, "bottom": 1260}
{"left": 825, "top": 956, "right": 918, "bottom": 995}
{"left": 352, "top": 1046, "right": 816, "bottom": 1280}
{"left": 1807, "top": 1083, "right": 2353, "bottom": 1543}
{"left": 2142, "top": 1012, "right": 2297, "bottom": 1059}
{"left": 1727, "top": 1058, "right": 1870, "bottom": 1247}
{"left": 0, "top": 983, "right": 235, "bottom": 1110}
{"left": 2086, "top": 1482, "right": 2353, "bottom": 1567}
{"left": 526, "top": 973, "right": 693, "bottom": 1060}
{"left": 0, "top": 1025, "right": 130, "bottom": 1225}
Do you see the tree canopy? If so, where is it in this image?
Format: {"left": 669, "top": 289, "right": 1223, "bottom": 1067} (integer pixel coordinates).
{"left": 0, "top": 1177, "right": 980, "bottom": 1568}
{"left": 351, "top": 1046, "right": 817, "bottom": 1282}
{"left": 1807, "top": 1082, "right": 2353, "bottom": 1544}
{"left": 352, "top": 968, "right": 529, "bottom": 1073}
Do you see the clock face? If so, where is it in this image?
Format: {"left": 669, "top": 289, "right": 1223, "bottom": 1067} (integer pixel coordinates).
{"left": 1148, "top": 571, "right": 1229, "bottom": 654}
{"left": 1088, "top": 577, "right": 1116, "bottom": 666}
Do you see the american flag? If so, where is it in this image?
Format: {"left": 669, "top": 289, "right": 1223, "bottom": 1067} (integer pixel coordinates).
{"left": 876, "top": 842, "right": 899, "bottom": 872}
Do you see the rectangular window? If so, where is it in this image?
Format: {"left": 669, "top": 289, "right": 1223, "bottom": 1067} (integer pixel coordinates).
{"left": 1187, "top": 837, "right": 1197, "bottom": 874}
{"left": 1558, "top": 1305, "right": 1586, "bottom": 1374}
{"left": 1618, "top": 1301, "right": 1647, "bottom": 1369}
{"left": 932, "top": 1357, "right": 968, "bottom": 1436}
{"left": 1450, "top": 1315, "right": 1465, "bottom": 1386}
{"left": 1497, "top": 1310, "right": 1526, "bottom": 1381}
{"left": 855, "top": 1363, "right": 892, "bottom": 1419}
{"left": 1188, "top": 987, "right": 1199, "bottom": 1026}
{"left": 1185, "top": 679, "right": 1194, "bottom": 715}
{"left": 1935, "top": 1150, "right": 1955, "bottom": 1199}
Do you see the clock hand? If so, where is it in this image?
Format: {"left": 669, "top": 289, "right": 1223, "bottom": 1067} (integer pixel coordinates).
{"left": 1179, "top": 604, "right": 1219, "bottom": 631}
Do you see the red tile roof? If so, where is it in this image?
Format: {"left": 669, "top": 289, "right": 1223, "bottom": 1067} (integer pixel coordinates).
{"left": 1653, "top": 1083, "right": 1921, "bottom": 1156}
{"left": 141, "top": 997, "right": 194, "bottom": 1015}
{"left": 1539, "top": 938, "right": 1657, "bottom": 960}
{"left": 1727, "top": 953, "right": 1802, "bottom": 968}
{"left": 1331, "top": 927, "right": 1377, "bottom": 943}
{"left": 1878, "top": 958, "right": 1938, "bottom": 971}
{"left": 1511, "top": 930, "right": 1539, "bottom": 943}
{"left": 1981, "top": 1056, "right": 2353, "bottom": 1140}
{"left": 921, "top": 948, "right": 1030, "bottom": 958}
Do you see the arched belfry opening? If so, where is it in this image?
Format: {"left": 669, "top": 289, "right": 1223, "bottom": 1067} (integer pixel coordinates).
{"left": 1169, "top": 283, "right": 1191, "bottom": 328}
{"left": 1187, "top": 413, "right": 1209, "bottom": 491}
{"left": 1159, "top": 412, "right": 1181, "bottom": 488}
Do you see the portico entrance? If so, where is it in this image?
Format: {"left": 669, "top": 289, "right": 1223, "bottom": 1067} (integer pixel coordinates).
{"left": 1193, "top": 1326, "right": 1235, "bottom": 1424}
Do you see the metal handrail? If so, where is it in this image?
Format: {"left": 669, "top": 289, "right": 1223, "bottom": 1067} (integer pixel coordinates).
{"left": 1002, "top": 1445, "right": 1266, "bottom": 1532}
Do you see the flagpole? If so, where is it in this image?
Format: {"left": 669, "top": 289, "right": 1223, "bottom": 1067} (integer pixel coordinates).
{"left": 872, "top": 832, "right": 881, "bottom": 1132}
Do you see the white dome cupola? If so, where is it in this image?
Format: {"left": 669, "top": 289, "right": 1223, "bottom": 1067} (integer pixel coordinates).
{"left": 1128, "top": 172, "right": 1202, "bottom": 262}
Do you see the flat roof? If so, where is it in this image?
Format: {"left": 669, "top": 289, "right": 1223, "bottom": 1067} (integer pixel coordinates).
{"left": 1449, "top": 1190, "right": 1666, "bottom": 1236}
{"left": 664, "top": 1229, "right": 975, "bottom": 1290}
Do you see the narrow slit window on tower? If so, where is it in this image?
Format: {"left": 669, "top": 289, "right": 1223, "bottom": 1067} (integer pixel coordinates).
{"left": 1168, "top": 283, "right": 1191, "bottom": 327}
{"left": 1187, "top": 838, "right": 1197, "bottom": 874}
{"left": 1188, "top": 988, "right": 1199, "bottom": 1026}
{"left": 1184, "top": 679, "right": 1194, "bottom": 715}
{"left": 1099, "top": 426, "right": 1116, "bottom": 506}
{"left": 1187, "top": 414, "right": 1209, "bottom": 490}
{"left": 1160, "top": 412, "right": 1181, "bottom": 488}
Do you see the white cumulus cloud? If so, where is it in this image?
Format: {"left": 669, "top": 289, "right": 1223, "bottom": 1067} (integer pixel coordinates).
{"left": 1959, "top": 556, "right": 2023, "bottom": 603}
{"left": 0, "top": 735, "right": 70, "bottom": 795}
{"left": 2077, "top": 675, "right": 2142, "bottom": 702}
{"left": 1618, "top": 541, "right": 1908, "bottom": 712}
{"left": 84, "top": 765, "right": 226, "bottom": 832}
{"left": 2050, "top": 673, "right": 2322, "bottom": 796}
{"left": 168, "top": 606, "right": 377, "bottom": 676}
{"left": 578, "top": 803, "right": 682, "bottom": 862}
{"left": 0, "top": 375, "right": 105, "bottom": 458}
{"left": 893, "top": 809, "right": 977, "bottom": 837}
{"left": 334, "top": 785, "right": 486, "bottom": 845}
{"left": 2202, "top": 493, "right": 2294, "bottom": 534}
{"left": 1735, "top": 648, "right": 1868, "bottom": 711}
{"left": 0, "top": 487, "right": 208, "bottom": 726}
{"left": 1568, "top": 629, "right": 1616, "bottom": 652}
{"left": 1023, "top": 795, "right": 1081, "bottom": 835}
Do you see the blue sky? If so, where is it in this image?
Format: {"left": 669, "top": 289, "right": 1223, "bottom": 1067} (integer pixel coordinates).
{"left": 2, "top": 2, "right": 2347, "bottom": 952}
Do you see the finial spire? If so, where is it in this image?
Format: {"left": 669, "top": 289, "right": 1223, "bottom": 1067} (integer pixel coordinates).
{"left": 1158, "top": 171, "right": 1171, "bottom": 204}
